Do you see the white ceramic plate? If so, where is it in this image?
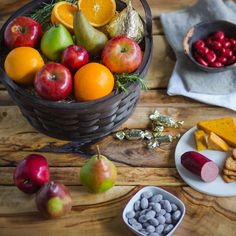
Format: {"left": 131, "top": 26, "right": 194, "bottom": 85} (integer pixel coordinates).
{"left": 175, "top": 126, "right": 236, "bottom": 197}
{"left": 123, "top": 186, "right": 185, "bottom": 236}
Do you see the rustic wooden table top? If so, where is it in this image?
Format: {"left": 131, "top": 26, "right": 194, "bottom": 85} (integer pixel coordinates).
{"left": 1, "top": 0, "right": 236, "bottom": 235}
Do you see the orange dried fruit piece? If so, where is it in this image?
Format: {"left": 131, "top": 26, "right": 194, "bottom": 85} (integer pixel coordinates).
{"left": 4, "top": 47, "right": 44, "bottom": 85}
{"left": 78, "top": 0, "right": 116, "bottom": 27}
{"left": 51, "top": 1, "right": 77, "bottom": 32}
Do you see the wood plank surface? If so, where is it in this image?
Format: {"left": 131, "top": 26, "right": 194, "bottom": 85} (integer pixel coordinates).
{"left": 1, "top": 0, "right": 236, "bottom": 236}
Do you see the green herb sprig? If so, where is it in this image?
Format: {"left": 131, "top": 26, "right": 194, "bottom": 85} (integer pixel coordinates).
{"left": 114, "top": 73, "right": 148, "bottom": 93}
{"left": 28, "top": 0, "right": 75, "bottom": 30}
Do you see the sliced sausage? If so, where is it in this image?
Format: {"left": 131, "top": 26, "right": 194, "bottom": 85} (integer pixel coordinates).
{"left": 181, "top": 151, "right": 219, "bottom": 182}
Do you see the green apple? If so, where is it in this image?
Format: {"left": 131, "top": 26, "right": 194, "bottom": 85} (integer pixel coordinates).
{"left": 40, "top": 24, "right": 73, "bottom": 61}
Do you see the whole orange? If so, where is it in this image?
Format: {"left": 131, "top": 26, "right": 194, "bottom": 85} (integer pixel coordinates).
{"left": 4, "top": 47, "right": 44, "bottom": 85}
{"left": 74, "top": 63, "right": 114, "bottom": 101}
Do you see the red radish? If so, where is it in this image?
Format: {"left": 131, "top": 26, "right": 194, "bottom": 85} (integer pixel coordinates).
{"left": 181, "top": 151, "right": 219, "bottom": 182}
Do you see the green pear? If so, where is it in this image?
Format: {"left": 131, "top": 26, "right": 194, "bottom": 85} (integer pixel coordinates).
{"left": 40, "top": 24, "right": 73, "bottom": 61}
{"left": 73, "top": 9, "right": 108, "bottom": 57}
{"left": 80, "top": 146, "right": 117, "bottom": 193}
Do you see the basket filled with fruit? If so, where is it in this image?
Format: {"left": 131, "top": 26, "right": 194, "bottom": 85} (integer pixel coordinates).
{"left": 0, "top": 0, "right": 152, "bottom": 144}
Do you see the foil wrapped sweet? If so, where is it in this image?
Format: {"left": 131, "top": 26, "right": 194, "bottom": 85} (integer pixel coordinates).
{"left": 150, "top": 110, "right": 184, "bottom": 129}
{"left": 115, "top": 129, "right": 153, "bottom": 141}
{"left": 106, "top": 0, "right": 144, "bottom": 43}
{"left": 147, "top": 134, "right": 180, "bottom": 149}
{"left": 114, "top": 110, "right": 184, "bottom": 149}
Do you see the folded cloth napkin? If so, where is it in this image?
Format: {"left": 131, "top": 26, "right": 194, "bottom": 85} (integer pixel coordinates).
{"left": 160, "top": 0, "right": 236, "bottom": 111}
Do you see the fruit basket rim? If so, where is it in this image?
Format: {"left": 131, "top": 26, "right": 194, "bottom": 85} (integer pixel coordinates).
{"left": 0, "top": 0, "right": 153, "bottom": 110}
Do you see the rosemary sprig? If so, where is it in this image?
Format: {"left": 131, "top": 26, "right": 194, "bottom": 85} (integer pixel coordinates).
{"left": 28, "top": 0, "right": 75, "bottom": 30}
{"left": 114, "top": 73, "right": 148, "bottom": 93}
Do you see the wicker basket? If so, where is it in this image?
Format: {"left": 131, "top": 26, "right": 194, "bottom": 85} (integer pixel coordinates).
{"left": 0, "top": 0, "right": 153, "bottom": 144}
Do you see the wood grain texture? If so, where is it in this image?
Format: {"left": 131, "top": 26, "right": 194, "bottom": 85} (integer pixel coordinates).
{"left": 0, "top": 186, "right": 235, "bottom": 236}
{"left": 0, "top": 1, "right": 236, "bottom": 236}
{"left": 0, "top": 166, "right": 184, "bottom": 186}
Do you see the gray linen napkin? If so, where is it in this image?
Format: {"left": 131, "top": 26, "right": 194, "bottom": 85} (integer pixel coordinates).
{"left": 161, "top": 0, "right": 236, "bottom": 97}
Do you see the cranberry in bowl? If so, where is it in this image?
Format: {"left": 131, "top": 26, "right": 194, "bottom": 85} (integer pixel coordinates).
{"left": 183, "top": 20, "right": 236, "bottom": 73}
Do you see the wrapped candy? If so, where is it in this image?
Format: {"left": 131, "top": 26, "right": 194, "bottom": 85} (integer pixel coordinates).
{"left": 106, "top": 0, "right": 144, "bottom": 43}
{"left": 147, "top": 134, "right": 181, "bottom": 149}
{"left": 150, "top": 110, "right": 184, "bottom": 129}
{"left": 115, "top": 129, "right": 153, "bottom": 141}
{"left": 114, "top": 110, "right": 184, "bottom": 149}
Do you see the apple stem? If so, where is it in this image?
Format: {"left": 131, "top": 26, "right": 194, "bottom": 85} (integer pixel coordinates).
{"left": 96, "top": 145, "right": 101, "bottom": 160}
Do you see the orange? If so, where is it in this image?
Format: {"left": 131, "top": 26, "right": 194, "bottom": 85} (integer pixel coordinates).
{"left": 51, "top": 1, "right": 77, "bottom": 32}
{"left": 78, "top": 0, "right": 116, "bottom": 27}
{"left": 74, "top": 63, "right": 114, "bottom": 101}
{"left": 4, "top": 47, "right": 44, "bottom": 85}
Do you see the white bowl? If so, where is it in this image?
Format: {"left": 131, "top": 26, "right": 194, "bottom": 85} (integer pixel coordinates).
{"left": 122, "top": 186, "right": 186, "bottom": 236}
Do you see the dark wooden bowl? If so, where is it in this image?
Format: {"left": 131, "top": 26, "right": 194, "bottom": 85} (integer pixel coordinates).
{"left": 0, "top": 0, "right": 153, "bottom": 144}
{"left": 183, "top": 20, "right": 236, "bottom": 73}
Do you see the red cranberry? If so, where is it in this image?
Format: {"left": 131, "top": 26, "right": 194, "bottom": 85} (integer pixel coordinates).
{"left": 212, "top": 41, "right": 222, "bottom": 50}
{"left": 197, "top": 47, "right": 209, "bottom": 55}
{"left": 213, "top": 31, "right": 225, "bottom": 41}
{"left": 194, "top": 40, "right": 205, "bottom": 49}
{"left": 205, "top": 38, "right": 213, "bottom": 48}
{"left": 217, "top": 57, "right": 227, "bottom": 64}
{"left": 209, "top": 62, "right": 223, "bottom": 68}
{"left": 223, "top": 37, "right": 229, "bottom": 42}
{"left": 205, "top": 51, "right": 217, "bottom": 63}
{"left": 217, "top": 47, "right": 226, "bottom": 57}
{"left": 231, "top": 45, "right": 236, "bottom": 53}
{"left": 222, "top": 41, "right": 231, "bottom": 49}
{"left": 224, "top": 49, "right": 233, "bottom": 57}
{"left": 230, "top": 38, "right": 236, "bottom": 46}
{"left": 226, "top": 55, "right": 236, "bottom": 65}
{"left": 197, "top": 57, "right": 208, "bottom": 67}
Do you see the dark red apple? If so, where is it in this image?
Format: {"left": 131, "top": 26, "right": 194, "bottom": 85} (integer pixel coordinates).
{"left": 34, "top": 63, "right": 72, "bottom": 101}
{"left": 101, "top": 36, "right": 143, "bottom": 73}
{"left": 61, "top": 45, "right": 89, "bottom": 74}
{"left": 4, "top": 16, "right": 42, "bottom": 50}
{"left": 13, "top": 154, "right": 50, "bottom": 194}
{"left": 36, "top": 181, "right": 72, "bottom": 218}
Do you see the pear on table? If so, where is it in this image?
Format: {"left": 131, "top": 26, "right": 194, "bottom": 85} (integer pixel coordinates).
{"left": 80, "top": 146, "right": 117, "bottom": 193}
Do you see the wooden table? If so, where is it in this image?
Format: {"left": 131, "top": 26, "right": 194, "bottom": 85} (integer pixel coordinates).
{"left": 1, "top": 0, "right": 236, "bottom": 235}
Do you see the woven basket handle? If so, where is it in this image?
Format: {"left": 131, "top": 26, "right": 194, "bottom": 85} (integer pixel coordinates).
{"left": 134, "top": 0, "right": 153, "bottom": 77}
{"left": 139, "top": 0, "right": 152, "bottom": 37}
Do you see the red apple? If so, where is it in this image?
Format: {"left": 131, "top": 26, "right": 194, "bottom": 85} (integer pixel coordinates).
{"left": 4, "top": 16, "right": 42, "bottom": 50}
{"left": 36, "top": 181, "right": 72, "bottom": 218}
{"left": 34, "top": 63, "right": 72, "bottom": 101}
{"left": 102, "top": 36, "right": 143, "bottom": 73}
{"left": 61, "top": 45, "right": 89, "bottom": 74}
{"left": 13, "top": 154, "right": 50, "bottom": 194}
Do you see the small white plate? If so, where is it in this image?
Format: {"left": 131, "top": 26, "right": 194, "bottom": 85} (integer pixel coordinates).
{"left": 123, "top": 186, "right": 185, "bottom": 236}
{"left": 175, "top": 126, "right": 236, "bottom": 197}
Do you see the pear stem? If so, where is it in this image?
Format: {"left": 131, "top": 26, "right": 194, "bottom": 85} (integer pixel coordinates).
{"left": 96, "top": 145, "right": 101, "bottom": 160}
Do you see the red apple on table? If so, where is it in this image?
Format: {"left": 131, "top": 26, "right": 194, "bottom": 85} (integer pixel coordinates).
{"left": 13, "top": 154, "right": 50, "bottom": 194}
{"left": 101, "top": 35, "right": 143, "bottom": 73}
{"left": 34, "top": 63, "right": 72, "bottom": 101}
{"left": 36, "top": 181, "right": 72, "bottom": 219}
{"left": 4, "top": 16, "right": 42, "bottom": 50}
{"left": 61, "top": 45, "right": 89, "bottom": 74}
